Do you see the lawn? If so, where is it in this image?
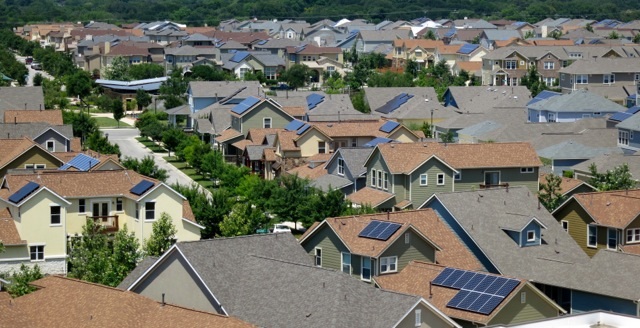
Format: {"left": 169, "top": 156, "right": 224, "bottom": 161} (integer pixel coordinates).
{"left": 136, "top": 137, "right": 166, "bottom": 153}
{"left": 94, "top": 117, "right": 131, "bottom": 128}
{"left": 164, "top": 156, "right": 214, "bottom": 189}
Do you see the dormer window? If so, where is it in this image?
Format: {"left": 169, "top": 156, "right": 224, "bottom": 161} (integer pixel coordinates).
{"left": 527, "top": 230, "right": 535, "bottom": 242}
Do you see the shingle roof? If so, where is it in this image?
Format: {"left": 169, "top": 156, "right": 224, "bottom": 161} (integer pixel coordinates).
{"left": 537, "top": 140, "right": 623, "bottom": 160}
{"left": 572, "top": 153, "right": 640, "bottom": 177}
{"left": 310, "top": 174, "right": 352, "bottom": 192}
{"left": 0, "top": 123, "right": 73, "bottom": 140}
{"left": 528, "top": 89, "right": 626, "bottom": 113}
{"left": 364, "top": 87, "right": 452, "bottom": 120}
{"left": 1, "top": 276, "right": 254, "bottom": 327}
{"left": 568, "top": 190, "right": 640, "bottom": 229}
{"left": 0, "top": 209, "right": 25, "bottom": 245}
{"left": 286, "top": 162, "right": 327, "bottom": 180}
{"left": 559, "top": 57, "right": 640, "bottom": 74}
{"left": 445, "top": 86, "right": 531, "bottom": 113}
{"left": 346, "top": 186, "right": 395, "bottom": 207}
{"left": 358, "top": 29, "right": 411, "bottom": 42}
{"left": 4, "top": 110, "right": 63, "bottom": 125}
{"left": 330, "top": 147, "right": 372, "bottom": 177}
{"left": 188, "top": 81, "right": 262, "bottom": 98}
{"left": 0, "top": 138, "right": 62, "bottom": 170}
{"left": 214, "top": 129, "right": 243, "bottom": 143}
{"left": 539, "top": 173, "right": 594, "bottom": 196}
{"left": 0, "top": 87, "right": 45, "bottom": 112}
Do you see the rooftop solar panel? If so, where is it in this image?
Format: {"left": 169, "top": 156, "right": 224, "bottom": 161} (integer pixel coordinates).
{"left": 231, "top": 96, "right": 261, "bottom": 115}
{"left": 474, "top": 275, "right": 497, "bottom": 293}
{"left": 452, "top": 271, "right": 477, "bottom": 289}
{"left": 484, "top": 277, "right": 508, "bottom": 294}
{"left": 363, "top": 137, "right": 394, "bottom": 147}
{"left": 358, "top": 221, "right": 382, "bottom": 237}
{"left": 496, "top": 279, "right": 519, "bottom": 297}
{"left": 458, "top": 291, "right": 479, "bottom": 309}
{"left": 442, "top": 269, "right": 465, "bottom": 287}
{"left": 431, "top": 267, "right": 454, "bottom": 285}
{"left": 257, "top": 40, "right": 268, "bottom": 45}
{"left": 478, "top": 296, "right": 504, "bottom": 314}
{"left": 609, "top": 112, "right": 632, "bottom": 122}
{"left": 60, "top": 153, "right": 100, "bottom": 171}
{"left": 447, "top": 290, "right": 470, "bottom": 308}
{"left": 306, "top": 93, "right": 325, "bottom": 110}
{"left": 130, "top": 180, "right": 154, "bottom": 196}
{"left": 379, "top": 121, "right": 400, "bottom": 133}
{"left": 375, "top": 93, "right": 414, "bottom": 114}
{"left": 285, "top": 120, "right": 305, "bottom": 131}
{"left": 462, "top": 273, "right": 486, "bottom": 290}
{"left": 230, "top": 51, "right": 250, "bottom": 62}
{"left": 358, "top": 221, "right": 402, "bottom": 241}
{"left": 8, "top": 181, "right": 40, "bottom": 204}
{"left": 458, "top": 43, "right": 479, "bottom": 54}
{"left": 469, "top": 293, "right": 492, "bottom": 311}
{"left": 296, "top": 124, "right": 311, "bottom": 135}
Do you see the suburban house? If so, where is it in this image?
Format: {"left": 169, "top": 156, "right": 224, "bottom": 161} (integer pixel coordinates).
{"left": 488, "top": 311, "right": 640, "bottom": 328}
{"left": 538, "top": 173, "right": 595, "bottom": 200}
{"left": 615, "top": 111, "right": 640, "bottom": 152}
{"left": 4, "top": 110, "right": 63, "bottom": 125}
{"left": 299, "top": 209, "right": 484, "bottom": 283}
{"left": 388, "top": 39, "right": 445, "bottom": 69}
{"left": 284, "top": 44, "right": 343, "bottom": 82}
{"left": 0, "top": 170, "right": 202, "bottom": 274}
{"left": 421, "top": 187, "right": 640, "bottom": 315}
{"left": 363, "top": 87, "right": 454, "bottom": 126}
{"left": 118, "top": 233, "right": 461, "bottom": 328}
{"left": 316, "top": 147, "right": 373, "bottom": 194}
{"left": 164, "top": 45, "right": 218, "bottom": 68}
{"left": 0, "top": 123, "right": 77, "bottom": 153}
{"left": 220, "top": 51, "right": 285, "bottom": 80}
{"left": 0, "top": 276, "right": 254, "bottom": 327}
{"left": 0, "top": 138, "right": 65, "bottom": 176}
{"left": 271, "top": 92, "right": 371, "bottom": 122}
{"left": 355, "top": 30, "right": 413, "bottom": 54}
{"left": 376, "top": 262, "right": 566, "bottom": 327}
{"left": 442, "top": 86, "right": 531, "bottom": 114}
{"left": 536, "top": 136, "right": 623, "bottom": 175}
{"left": 558, "top": 58, "right": 640, "bottom": 99}
{"left": 526, "top": 89, "right": 626, "bottom": 123}
{"left": 185, "top": 81, "right": 262, "bottom": 128}
{"left": 552, "top": 189, "right": 640, "bottom": 257}
{"left": 348, "top": 142, "right": 541, "bottom": 210}
{"left": 231, "top": 128, "right": 280, "bottom": 179}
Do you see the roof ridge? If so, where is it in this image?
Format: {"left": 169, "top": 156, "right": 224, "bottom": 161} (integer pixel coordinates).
{"left": 178, "top": 232, "right": 287, "bottom": 244}
{"left": 326, "top": 208, "right": 433, "bottom": 221}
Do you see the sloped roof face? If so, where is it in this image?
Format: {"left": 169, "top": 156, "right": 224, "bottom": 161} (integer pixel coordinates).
{"left": 334, "top": 147, "right": 372, "bottom": 177}
{"left": 1, "top": 276, "right": 254, "bottom": 327}
{"left": 572, "top": 190, "right": 640, "bottom": 229}
{"left": 392, "top": 39, "right": 444, "bottom": 49}
{"left": 0, "top": 138, "right": 51, "bottom": 169}
{"left": 0, "top": 123, "right": 73, "bottom": 140}
{"left": 4, "top": 110, "right": 63, "bottom": 125}
{"left": 346, "top": 186, "right": 394, "bottom": 207}
{"left": 0, "top": 87, "right": 45, "bottom": 112}
{"left": 0, "top": 209, "right": 25, "bottom": 245}
{"left": 310, "top": 174, "right": 352, "bottom": 192}
{"left": 528, "top": 89, "right": 626, "bottom": 113}
{"left": 446, "top": 86, "right": 531, "bottom": 113}
{"left": 359, "top": 29, "right": 411, "bottom": 42}
{"left": 188, "top": 81, "right": 261, "bottom": 98}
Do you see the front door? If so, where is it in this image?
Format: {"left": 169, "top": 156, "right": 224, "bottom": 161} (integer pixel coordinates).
{"left": 92, "top": 202, "right": 109, "bottom": 218}
{"left": 484, "top": 172, "right": 500, "bottom": 187}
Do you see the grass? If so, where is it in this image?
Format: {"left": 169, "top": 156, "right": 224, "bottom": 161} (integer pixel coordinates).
{"left": 94, "top": 117, "right": 131, "bottom": 128}
{"left": 136, "top": 137, "right": 166, "bottom": 153}
{"left": 163, "top": 156, "right": 214, "bottom": 189}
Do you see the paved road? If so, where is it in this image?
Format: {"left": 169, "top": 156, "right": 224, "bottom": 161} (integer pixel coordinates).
{"left": 15, "top": 55, "right": 53, "bottom": 86}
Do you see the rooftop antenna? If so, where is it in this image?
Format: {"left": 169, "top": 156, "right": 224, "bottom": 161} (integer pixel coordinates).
{"left": 161, "top": 293, "right": 165, "bottom": 306}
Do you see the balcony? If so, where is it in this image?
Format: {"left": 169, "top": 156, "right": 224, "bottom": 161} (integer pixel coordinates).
{"left": 91, "top": 215, "right": 119, "bottom": 233}
{"left": 479, "top": 183, "right": 510, "bottom": 189}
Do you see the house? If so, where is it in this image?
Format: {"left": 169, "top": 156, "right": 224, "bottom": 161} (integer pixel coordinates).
{"left": 299, "top": 209, "right": 484, "bottom": 283}
{"left": 615, "top": 111, "right": 640, "bottom": 152}
{"left": 118, "top": 233, "right": 461, "bottom": 328}
{"left": 479, "top": 30, "right": 523, "bottom": 50}
{"left": 164, "top": 45, "right": 218, "bottom": 68}
{"left": 376, "top": 262, "right": 565, "bottom": 327}
{"left": 220, "top": 51, "right": 285, "bottom": 80}
{"left": 442, "top": 86, "right": 531, "bottom": 114}
{"left": 0, "top": 86, "right": 45, "bottom": 113}
{"left": 185, "top": 81, "right": 262, "bottom": 128}
{"left": 318, "top": 147, "right": 372, "bottom": 194}
{"left": 559, "top": 57, "right": 640, "bottom": 96}
{"left": 526, "top": 89, "right": 626, "bottom": 123}
{"left": 0, "top": 123, "right": 77, "bottom": 152}
{"left": 4, "top": 110, "right": 63, "bottom": 125}
{"left": 0, "top": 138, "right": 64, "bottom": 176}
{"left": 355, "top": 30, "right": 412, "bottom": 54}
{"left": 538, "top": 173, "right": 595, "bottom": 200}
{"left": 388, "top": 39, "right": 445, "bottom": 69}
{"left": 284, "top": 44, "right": 343, "bottom": 82}
{"left": 553, "top": 189, "right": 640, "bottom": 257}
{"left": 571, "top": 153, "right": 640, "bottom": 186}
{"left": 271, "top": 91, "right": 373, "bottom": 122}
{"left": 231, "top": 128, "right": 280, "bottom": 178}
{"left": 0, "top": 170, "right": 202, "bottom": 274}
{"left": 537, "top": 138, "right": 623, "bottom": 175}
{"left": 351, "top": 142, "right": 541, "bottom": 210}
{"left": 421, "top": 187, "right": 640, "bottom": 315}
{"left": 0, "top": 276, "right": 254, "bottom": 327}
{"left": 364, "top": 87, "right": 454, "bottom": 127}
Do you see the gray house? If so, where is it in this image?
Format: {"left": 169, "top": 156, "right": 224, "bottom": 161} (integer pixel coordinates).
{"left": 615, "top": 111, "right": 640, "bottom": 152}
{"left": 558, "top": 58, "right": 640, "bottom": 97}
{"left": 315, "top": 147, "right": 373, "bottom": 194}
{"left": 527, "top": 89, "right": 626, "bottom": 123}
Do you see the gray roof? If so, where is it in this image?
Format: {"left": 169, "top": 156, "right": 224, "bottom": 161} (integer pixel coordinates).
{"left": 250, "top": 52, "right": 286, "bottom": 67}
{"left": 358, "top": 29, "right": 411, "bottom": 42}
{"left": 254, "top": 38, "right": 304, "bottom": 49}
{"left": 482, "top": 29, "right": 522, "bottom": 41}
{"left": 311, "top": 173, "right": 353, "bottom": 192}
{"left": 192, "top": 101, "right": 234, "bottom": 135}
{"left": 537, "top": 140, "right": 623, "bottom": 160}
{"left": 245, "top": 144, "right": 268, "bottom": 160}
{"left": 364, "top": 87, "right": 452, "bottom": 120}
{"left": 188, "top": 81, "right": 262, "bottom": 98}
{"left": 165, "top": 104, "right": 190, "bottom": 115}
{"left": 0, "top": 87, "right": 45, "bottom": 113}
{"left": 453, "top": 19, "right": 496, "bottom": 29}
{"left": 271, "top": 92, "right": 375, "bottom": 122}
{"left": 481, "top": 45, "right": 637, "bottom": 61}
{"left": 195, "top": 118, "right": 214, "bottom": 134}
{"left": 116, "top": 256, "right": 158, "bottom": 289}
{"left": 429, "top": 187, "right": 640, "bottom": 301}
{"left": 172, "top": 234, "right": 424, "bottom": 328}
{"left": 0, "top": 123, "right": 73, "bottom": 140}
{"left": 331, "top": 147, "right": 373, "bottom": 177}
{"left": 572, "top": 153, "right": 640, "bottom": 176}
{"left": 164, "top": 45, "right": 217, "bottom": 56}
{"left": 445, "top": 86, "right": 531, "bottom": 113}
{"left": 527, "top": 89, "right": 626, "bottom": 113}
{"left": 616, "top": 110, "right": 640, "bottom": 132}
{"left": 559, "top": 57, "right": 640, "bottom": 74}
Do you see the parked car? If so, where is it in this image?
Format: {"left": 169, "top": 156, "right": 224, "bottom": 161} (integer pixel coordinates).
{"left": 31, "top": 62, "right": 42, "bottom": 70}
{"left": 25, "top": 57, "right": 33, "bottom": 65}
{"left": 272, "top": 224, "right": 292, "bottom": 233}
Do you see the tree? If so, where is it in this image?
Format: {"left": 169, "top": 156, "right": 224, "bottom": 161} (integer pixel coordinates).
{"left": 111, "top": 98, "right": 124, "bottom": 128}
{"left": 523, "top": 30, "right": 535, "bottom": 39}
{"left": 421, "top": 121, "right": 434, "bottom": 138}
{"left": 144, "top": 212, "right": 177, "bottom": 256}
{"left": 6, "top": 264, "right": 43, "bottom": 297}
{"left": 608, "top": 31, "right": 621, "bottom": 39}
{"left": 220, "top": 202, "right": 265, "bottom": 236}
{"left": 33, "top": 72, "right": 43, "bottom": 86}
{"left": 634, "top": 34, "right": 640, "bottom": 44}
{"left": 589, "top": 163, "right": 636, "bottom": 191}
{"left": 538, "top": 174, "right": 564, "bottom": 211}
{"left": 520, "top": 64, "right": 547, "bottom": 97}
{"left": 65, "top": 70, "right": 93, "bottom": 102}
{"left": 423, "top": 29, "right": 437, "bottom": 40}
{"left": 281, "top": 64, "right": 310, "bottom": 89}
{"left": 85, "top": 131, "right": 121, "bottom": 156}
{"left": 128, "top": 63, "right": 164, "bottom": 80}
{"left": 189, "top": 65, "right": 231, "bottom": 81}
{"left": 121, "top": 156, "right": 168, "bottom": 182}
{"left": 135, "top": 89, "right": 153, "bottom": 111}
{"left": 103, "top": 56, "right": 131, "bottom": 81}
{"left": 62, "top": 109, "right": 98, "bottom": 139}
{"left": 440, "top": 131, "right": 454, "bottom": 143}
{"left": 162, "top": 127, "right": 185, "bottom": 157}
{"left": 108, "top": 225, "right": 142, "bottom": 286}
{"left": 548, "top": 30, "right": 563, "bottom": 40}
{"left": 68, "top": 218, "right": 111, "bottom": 284}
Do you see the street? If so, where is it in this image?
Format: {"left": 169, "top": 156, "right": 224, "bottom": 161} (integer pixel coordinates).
{"left": 15, "top": 54, "right": 53, "bottom": 86}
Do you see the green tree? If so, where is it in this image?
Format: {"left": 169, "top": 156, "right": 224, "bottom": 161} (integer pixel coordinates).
{"left": 634, "top": 34, "right": 640, "bottom": 44}
{"left": 538, "top": 174, "right": 565, "bottom": 211}
{"left": 423, "top": 29, "right": 437, "bottom": 40}
{"left": 548, "top": 30, "right": 563, "bottom": 40}
{"left": 65, "top": 70, "right": 93, "bottom": 102}
{"left": 135, "top": 89, "right": 153, "bottom": 111}
{"left": 121, "top": 156, "right": 168, "bottom": 182}
{"left": 421, "top": 121, "right": 434, "bottom": 138}
{"left": 33, "top": 73, "right": 43, "bottom": 86}
{"left": 128, "top": 63, "right": 165, "bottom": 80}
{"left": 111, "top": 98, "right": 124, "bottom": 128}
{"left": 586, "top": 23, "right": 594, "bottom": 33}
{"left": 162, "top": 127, "right": 185, "bottom": 157}
{"left": 189, "top": 65, "right": 231, "bottom": 81}
{"left": 7, "top": 264, "right": 43, "bottom": 297}
{"left": 220, "top": 202, "right": 266, "bottom": 236}
{"left": 439, "top": 131, "right": 454, "bottom": 143}
{"left": 281, "top": 64, "right": 310, "bottom": 89}
{"left": 85, "top": 131, "right": 121, "bottom": 156}
{"left": 68, "top": 218, "right": 111, "bottom": 284}
{"left": 524, "top": 30, "right": 535, "bottom": 39}
{"left": 520, "top": 64, "right": 547, "bottom": 97}
{"left": 105, "top": 225, "right": 142, "bottom": 286}
{"left": 144, "top": 212, "right": 177, "bottom": 256}
{"left": 103, "top": 56, "right": 131, "bottom": 81}
{"left": 589, "top": 163, "right": 636, "bottom": 191}
{"left": 608, "top": 31, "right": 621, "bottom": 39}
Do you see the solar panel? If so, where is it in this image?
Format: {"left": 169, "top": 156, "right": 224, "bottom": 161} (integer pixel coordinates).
{"left": 375, "top": 93, "right": 414, "bottom": 114}
{"left": 432, "top": 267, "right": 455, "bottom": 285}
{"left": 474, "top": 275, "right": 497, "bottom": 293}
{"left": 285, "top": 120, "right": 305, "bottom": 131}
{"left": 358, "top": 221, "right": 402, "bottom": 240}
{"left": 458, "top": 291, "right": 479, "bottom": 309}
{"left": 478, "top": 296, "right": 504, "bottom": 314}
{"left": 458, "top": 43, "right": 479, "bottom": 54}
{"left": 306, "top": 93, "right": 325, "bottom": 110}
{"left": 376, "top": 222, "right": 402, "bottom": 241}
{"left": 363, "top": 137, "right": 393, "bottom": 147}
{"left": 230, "top": 51, "right": 250, "bottom": 62}
{"left": 60, "top": 153, "right": 101, "bottom": 171}
{"left": 452, "top": 271, "right": 477, "bottom": 289}
{"left": 496, "top": 279, "right": 520, "bottom": 297}
{"left": 8, "top": 181, "right": 40, "bottom": 204}
{"left": 231, "top": 96, "right": 261, "bottom": 115}
{"left": 447, "top": 290, "right": 470, "bottom": 308}
{"left": 442, "top": 269, "right": 465, "bottom": 287}
{"left": 485, "top": 277, "right": 508, "bottom": 294}
{"left": 462, "top": 272, "right": 486, "bottom": 290}
{"left": 358, "top": 221, "right": 382, "bottom": 237}
{"left": 257, "top": 40, "right": 268, "bottom": 45}
{"left": 130, "top": 180, "right": 154, "bottom": 196}
{"left": 296, "top": 124, "right": 311, "bottom": 135}
{"left": 469, "top": 293, "right": 492, "bottom": 311}
{"left": 379, "top": 121, "right": 400, "bottom": 133}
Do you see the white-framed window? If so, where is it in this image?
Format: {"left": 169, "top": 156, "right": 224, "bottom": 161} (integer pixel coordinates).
{"left": 377, "top": 170, "right": 382, "bottom": 189}
{"left": 520, "top": 292, "right": 526, "bottom": 303}
{"left": 587, "top": 224, "right": 597, "bottom": 248}
{"left": 548, "top": 113, "right": 556, "bottom": 123}
{"left": 437, "top": 173, "right": 445, "bottom": 185}
{"left": 145, "top": 202, "right": 155, "bottom": 221}
{"left": 608, "top": 228, "right": 618, "bottom": 250}
{"left": 454, "top": 171, "right": 462, "bottom": 181}
{"left": 351, "top": 138, "right": 357, "bottom": 147}
{"left": 504, "top": 60, "right": 517, "bottom": 70}
{"left": 619, "top": 130, "right": 630, "bottom": 146}
{"left": 135, "top": 204, "right": 139, "bottom": 220}
{"left": 264, "top": 67, "right": 277, "bottom": 80}
{"left": 561, "top": 220, "right": 569, "bottom": 233}
{"left": 395, "top": 47, "right": 402, "bottom": 55}
{"left": 603, "top": 74, "right": 615, "bottom": 84}
{"left": 520, "top": 167, "right": 535, "bottom": 173}
{"left": 24, "top": 164, "right": 46, "bottom": 169}
{"left": 327, "top": 65, "right": 336, "bottom": 73}
{"left": 116, "top": 198, "right": 123, "bottom": 212}
{"left": 239, "top": 67, "right": 249, "bottom": 79}
{"left": 405, "top": 232, "right": 410, "bottom": 244}
{"left": 383, "top": 172, "right": 388, "bottom": 190}
{"left": 511, "top": 77, "right": 518, "bottom": 86}
{"left": 341, "top": 252, "right": 351, "bottom": 274}
{"left": 361, "top": 257, "right": 371, "bottom": 281}
{"left": 543, "top": 61, "right": 554, "bottom": 70}
{"left": 337, "top": 158, "right": 345, "bottom": 176}
{"left": 415, "top": 309, "right": 422, "bottom": 327}
{"left": 380, "top": 256, "right": 397, "bottom": 273}
{"left": 46, "top": 140, "right": 55, "bottom": 152}
{"left": 627, "top": 228, "right": 640, "bottom": 243}
{"left": 576, "top": 74, "right": 588, "bottom": 84}
{"left": 415, "top": 50, "right": 423, "bottom": 57}
{"left": 263, "top": 117, "right": 272, "bottom": 128}
{"left": 420, "top": 174, "right": 428, "bottom": 186}
{"left": 527, "top": 230, "right": 535, "bottom": 242}
{"left": 315, "top": 248, "right": 322, "bottom": 267}
{"left": 50, "top": 205, "right": 61, "bottom": 225}
{"left": 318, "top": 141, "right": 326, "bottom": 154}
{"left": 30, "top": 245, "right": 44, "bottom": 261}
{"left": 543, "top": 77, "right": 555, "bottom": 86}
{"left": 78, "top": 199, "right": 86, "bottom": 213}
{"left": 371, "top": 169, "right": 376, "bottom": 187}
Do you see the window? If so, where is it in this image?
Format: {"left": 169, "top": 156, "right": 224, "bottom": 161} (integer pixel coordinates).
{"left": 380, "top": 256, "right": 397, "bottom": 273}
{"left": 576, "top": 74, "right": 588, "bottom": 84}
{"left": 383, "top": 172, "right": 388, "bottom": 190}
{"left": 619, "top": 130, "right": 630, "bottom": 146}
{"left": 239, "top": 67, "right": 249, "bottom": 79}
{"left": 527, "top": 230, "right": 535, "bottom": 242}
{"left": 520, "top": 167, "right": 534, "bottom": 173}
{"left": 361, "top": 257, "right": 371, "bottom": 281}
{"left": 24, "top": 164, "right": 46, "bottom": 169}
{"left": 30, "top": 245, "right": 44, "bottom": 261}
{"left": 543, "top": 61, "right": 554, "bottom": 70}
{"left": 377, "top": 170, "right": 382, "bottom": 189}
{"left": 561, "top": 220, "right": 569, "bottom": 233}
{"left": 415, "top": 50, "right": 423, "bottom": 57}
{"left": 135, "top": 204, "right": 139, "bottom": 220}
{"left": 608, "top": 228, "right": 617, "bottom": 250}
{"left": 520, "top": 292, "right": 526, "bottom": 303}
{"left": 420, "top": 174, "right": 428, "bottom": 186}
{"left": 371, "top": 169, "right": 376, "bottom": 186}
{"left": 511, "top": 77, "right": 518, "bottom": 86}
{"left": 588, "top": 224, "right": 597, "bottom": 248}
{"left": 351, "top": 138, "right": 357, "bottom": 147}
{"left": 341, "top": 252, "right": 351, "bottom": 274}
{"left": 543, "top": 77, "right": 555, "bottom": 86}
{"left": 627, "top": 228, "right": 640, "bottom": 243}
{"left": 318, "top": 141, "right": 326, "bottom": 154}
{"left": 315, "top": 248, "right": 322, "bottom": 267}
{"left": 569, "top": 53, "right": 583, "bottom": 58}
{"left": 405, "top": 232, "right": 410, "bottom": 244}
{"left": 263, "top": 117, "right": 272, "bottom": 128}
{"left": 437, "top": 173, "right": 445, "bottom": 185}
{"left": 327, "top": 65, "right": 335, "bottom": 73}
{"left": 46, "top": 140, "right": 55, "bottom": 152}
{"left": 78, "top": 199, "right": 85, "bottom": 213}
{"left": 116, "top": 198, "right": 123, "bottom": 212}
{"left": 337, "top": 158, "right": 345, "bottom": 176}
{"left": 562, "top": 60, "right": 569, "bottom": 67}
{"left": 415, "top": 309, "right": 422, "bottom": 327}
{"left": 264, "top": 67, "right": 276, "bottom": 80}
{"left": 454, "top": 171, "right": 462, "bottom": 180}
{"left": 145, "top": 202, "right": 155, "bottom": 220}
{"left": 485, "top": 171, "right": 500, "bottom": 186}
{"left": 603, "top": 74, "right": 615, "bottom": 84}
{"left": 50, "top": 206, "right": 61, "bottom": 225}
{"left": 504, "top": 60, "right": 516, "bottom": 70}
{"left": 548, "top": 113, "right": 556, "bottom": 123}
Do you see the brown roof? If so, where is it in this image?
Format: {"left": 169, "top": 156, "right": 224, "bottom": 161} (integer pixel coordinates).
{"left": 456, "top": 61, "right": 482, "bottom": 73}
{"left": 375, "top": 142, "right": 542, "bottom": 174}
{"left": 375, "top": 261, "right": 525, "bottom": 324}
{"left": 310, "top": 120, "right": 416, "bottom": 139}
{"left": 437, "top": 44, "right": 462, "bottom": 54}
{"left": 346, "top": 187, "right": 395, "bottom": 207}
{"left": 314, "top": 210, "right": 483, "bottom": 269}
{"left": 263, "top": 148, "right": 277, "bottom": 162}
{"left": 276, "top": 130, "right": 299, "bottom": 151}
{"left": 287, "top": 164, "right": 327, "bottom": 180}
{"left": 540, "top": 173, "right": 592, "bottom": 196}
{"left": 0, "top": 138, "right": 63, "bottom": 170}
{"left": 214, "top": 129, "right": 242, "bottom": 143}
{"left": 182, "top": 200, "right": 196, "bottom": 223}
{"left": 107, "top": 44, "right": 149, "bottom": 56}
{"left": 572, "top": 190, "right": 640, "bottom": 229}
{"left": 532, "top": 39, "right": 575, "bottom": 46}
{"left": 281, "top": 106, "right": 306, "bottom": 117}
{"left": 70, "top": 137, "right": 81, "bottom": 151}
{"left": 4, "top": 110, "right": 63, "bottom": 125}
{"left": 0, "top": 208, "right": 25, "bottom": 245}
{"left": 231, "top": 139, "right": 252, "bottom": 151}
{"left": 246, "top": 128, "right": 282, "bottom": 145}
{"left": 206, "top": 31, "right": 271, "bottom": 45}
{"left": 0, "top": 276, "right": 254, "bottom": 327}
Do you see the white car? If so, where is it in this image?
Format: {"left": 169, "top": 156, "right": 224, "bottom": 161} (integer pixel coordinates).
{"left": 273, "top": 224, "right": 292, "bottom": 233}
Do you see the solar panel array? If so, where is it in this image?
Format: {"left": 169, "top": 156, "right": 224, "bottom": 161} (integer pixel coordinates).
{"left": 296, "top": 123, "right": 311, "bottom": 135}
{"left": 59, "top": 153, "right": 101, "bottom": 171}
{"left": 379, "top": 121, "right": 400, "bottom": 133}
{"left": 257, "top": 40, "right": 268, "bottom": 45}
{"left": 306, "top": 93, "right": 325, "bottom": 110}
{"left": 526, "top": 90, "right": 561, "bottom": 106}
{"left": 130, "top": 180, "right": 154, "bottom": 196}
{"left": 458, "top": 43, "right": 479, "bottom": 55}
{"left": 364, "top": 137, "right": 393, "bottom": 147}
{"left": 432, "top": 267, "right": 520, "bottom": 315}
{"left": 375, "top": 93, "right": 414, "bottom": 114}
{"left": 285, "top": 120, "right": 305, "bottom": 131}
{"left": 230, "top": 51, "right": 250, "bottom": 63}
{"left": 358, "top": 220, "right": 402, "bottom": 241}
{"left": 218, "top": 87, "right": 247, "bottom": 104}
{"left": 609, "top": 106, "right": 640, "bottom": 122}
{"left": 231, "top": 96, "right": 261, "bottom": 115}
{"left": 8, "top": 181, "right": 40, "bottom": 204}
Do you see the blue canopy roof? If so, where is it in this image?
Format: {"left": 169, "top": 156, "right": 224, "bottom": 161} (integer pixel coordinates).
{"left": 58, "top": 153, "right": 101, "bottom": 171}
{"left": 364, "top": 137, "right": 394, "bottom": 147}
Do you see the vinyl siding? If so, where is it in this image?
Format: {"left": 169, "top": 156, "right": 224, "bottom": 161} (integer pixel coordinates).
{"left": 394, "top": 174, "right": 408, "bottom": 203}
{"left": 395, "top": 302, "right": 456, "bottom": 328}
{"left": 367, "top": 151, "right": 394, "bottom": 201}
{"left": 455, "top": 168, "right": 538, "bottom": 193}
{"left": 554, "top": 201, "right": 598, "bottom": 257}
{"left": 410, "top": 159, "right": 454, "bottom": 208}
{"left": 34, "top": 130, "right": 68, "bottom": 152}
{"left": 18, "top": 189, "right": 68, "bottom": 258}
{"left": 387, "top": 127, "right": 419, "bottom": 143}
{"left": 240, "top": 102, "right": 292, "bottom": 135}
{"left": 379, "top": 230, "right": 436, "bottom": 275}
{"left": 489, "top": 284, "right": 560, "bottom": 325}
{"left": 301, "top": 224, "right": 348, "bottom": 271}
{"left": 297, "top": 129, "right": 332, "bottom": 157}
{"left": 0, "top": 147, "right": 62, "bottom": 177}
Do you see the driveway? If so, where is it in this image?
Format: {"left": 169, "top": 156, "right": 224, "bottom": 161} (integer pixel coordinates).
{"left": 15, "top": 55, "right": 53, "bottom": 86}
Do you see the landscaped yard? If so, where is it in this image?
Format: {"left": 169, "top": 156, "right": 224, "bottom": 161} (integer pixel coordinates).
{"left": 164, "top": 156, "right": 214, "bottom": 189}
{"left": 94, "top": 117, "right": 131, "bottom": 128}
{"left": 136, "top": 137, "right": 166, "bottom": 153}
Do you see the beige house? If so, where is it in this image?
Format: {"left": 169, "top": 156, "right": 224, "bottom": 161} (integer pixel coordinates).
{"left": 388, "top": 39, "right": 445, "bottom": 69}
{"left": 0, "top": 170, "right": 202, "bottom": 274}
